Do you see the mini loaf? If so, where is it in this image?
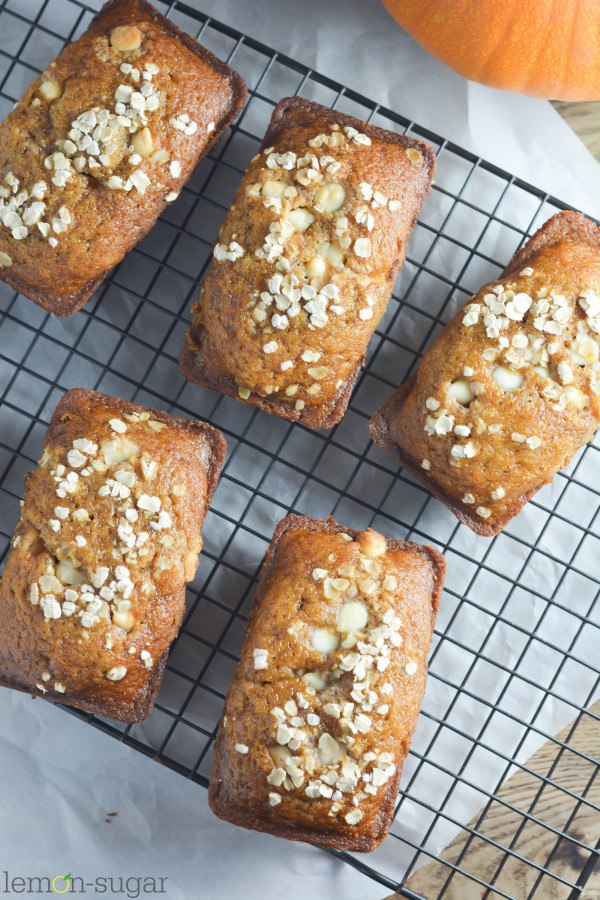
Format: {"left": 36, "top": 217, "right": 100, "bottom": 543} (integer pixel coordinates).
{"left": 0, "top": 389, "right": 226, "bottom": 722}
{"left": 209, "top": 515, "right": 445, "bottom": 851}
{"left": 0, "top": 0, "right": 246, "bottom": 315}
{"left": 371, "top": 211, "right": 600, "bottom": 536}
{"left": 180, "top": 97, "right": 435, "bottom": 429}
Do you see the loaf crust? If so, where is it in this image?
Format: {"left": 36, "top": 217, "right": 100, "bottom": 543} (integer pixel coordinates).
{"left": 181, "top": 97, "right": 435, "bottom": 429}
{"left": 209, "top": 514, "right": 445, "bottom": 851}
{"left": 0, "top": 0, "right": 246, "bottom": 315}
{"left": 371, "top": 211, "right": 600, "bottom": 536}
{"left": 0, "top": 389, "right": 226, "bottom": 722}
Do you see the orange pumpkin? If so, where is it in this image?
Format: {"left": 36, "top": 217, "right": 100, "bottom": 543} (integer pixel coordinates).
{"left": 381, "top": 0, "right": 600, "bottom": 100}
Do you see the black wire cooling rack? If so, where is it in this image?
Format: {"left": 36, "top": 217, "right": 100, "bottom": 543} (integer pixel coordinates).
{"left": 0, "top": 0, "right": 598, "bottom": 897}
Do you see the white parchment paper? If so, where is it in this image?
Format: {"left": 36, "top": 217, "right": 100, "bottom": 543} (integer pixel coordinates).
{"left": 0, "top": 1, "right": 599, "bottom": 898}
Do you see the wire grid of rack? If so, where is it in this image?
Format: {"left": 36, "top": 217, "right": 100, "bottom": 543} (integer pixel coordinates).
{"left": 0, "top": 0, "right": 598, "bottom": 897}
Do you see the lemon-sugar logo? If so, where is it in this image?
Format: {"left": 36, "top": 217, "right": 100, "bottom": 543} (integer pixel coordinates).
{"left": 51, "top": 873, "right": 72, "bottom": 894}
{"left": 1, "top": 870, "right": 169, "bottom": 896}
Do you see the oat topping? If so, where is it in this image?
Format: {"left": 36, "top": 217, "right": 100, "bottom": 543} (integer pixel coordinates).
{"left": 170, "top": 112, "right": 198, "bottom": 136}
{"left": 208, "top": 120, "right": 413, "bottom": 407}
{"left": 253, "top": 648, "right": 269, "bottom": 670}
{"left": 0, "top": 30, "right": 193, "bottom": 254}
{"left": 26, "top": 412, "right": 183, "bottom": 686}
{"left": 239, "top": 530, "right": 415, "bottom": 826}
{"left": 420, "top": 266, "right": 600, "bottom": 516}
{"left": 214, "top": 241, "right": 245, "bottom": 262}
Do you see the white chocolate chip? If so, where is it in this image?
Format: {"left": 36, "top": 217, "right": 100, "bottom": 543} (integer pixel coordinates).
{"left": 356, "top": 529, "right": 386, "bottom": 558}
{"left": 302, "top": 671, "right": 326, "bottom": 691}
{"left": 326, "top": 243, "right": 344, "bottom": 268}
{"left": 448, "top": 378, "right": 474, "bottom": 406}
{"left": 314, "top": 182, "right": 346, "bottom": 212}
{"left": 305, "top": 256, "right": 327, "bottom": 278}
{"left": 310, "top": 628, "right": 340, "bottom": 655}
{"left": 113, "top": 610, "right": 135, "bottom": 632}
{"left": 131, "top": 127, "right": 155, "bottom": 158}
{"left": 492, "top": 365, "right": 524, "bottom": 391}
{"left": 563, "top": 386, "right": 588, "bottom": 410}
{"left": 287, "top": 208, "right": 315, "bottom": 232}
{"left": 262, "top": 179, "right": 289, "bottom": 199}
{"left": 110, "top": 25, "right": 143, "bottom": 52}
{"left": 337, "top": 600, "right": 368, "bottom": 633}
{"left": 40, "top": 79, "right": 63, "bottom": 101}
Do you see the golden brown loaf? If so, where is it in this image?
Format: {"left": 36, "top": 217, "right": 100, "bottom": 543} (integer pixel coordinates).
{"left": 0, "top": 0, "right": 246, "bottom": 315}
{"left": 209, "top": 515, "right": 445, "bottom": 851}
{"left": 0, "top": 389, "right": 226, "bottom": 722}
{"left": 181, "top": 97, "right": 435, "bottom": 429}
{"left": 371, "top": 211, "right": 600, "bottom": 536}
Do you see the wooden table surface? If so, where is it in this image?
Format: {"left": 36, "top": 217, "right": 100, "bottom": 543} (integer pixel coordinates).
{"left": 387, "top": 101, "right": 600, "bottom": 900}
{"left": 397, "top": 703, "right": 600, "bottom": 900}
{"left": 553, "top": 101, "right": 600, "bottom": 162}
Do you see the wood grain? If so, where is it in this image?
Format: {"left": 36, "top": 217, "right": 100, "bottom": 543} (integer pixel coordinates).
{"left": 553, "top": 101, "right": 600, "bottom": 162}
{"left": 385, "top": 702, "right": 599, "bottom": 899}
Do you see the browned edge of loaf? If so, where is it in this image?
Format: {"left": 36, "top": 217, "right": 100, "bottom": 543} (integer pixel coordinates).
{"left": 0, "top": 651, "right": 168, "bottom": 724}
{"left": 370, "top": 210, "right": 600, "bottom": 537}
{"left": 208, "top": 512, "right": 446, "bottom": 851}
{"left": 0, "top": 387, "right": 228, "bottom": 724}
{"left": 0, "top": 0, "right": 247, "bottom": 317}
{"left": 180, "top": 340, "right": 362, "bottom": 430}
{"left": 180, "top": 95, "right": 436, "bottom": 431}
